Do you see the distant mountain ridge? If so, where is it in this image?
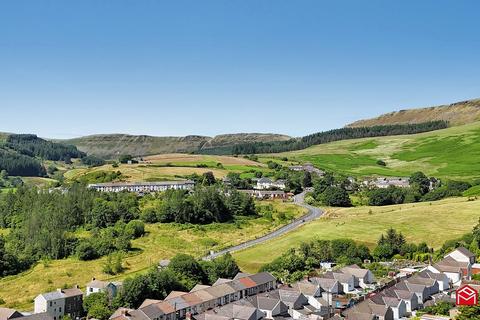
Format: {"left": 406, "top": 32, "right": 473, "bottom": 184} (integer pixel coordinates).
{"left": 347, "top": 98, "right": 480, "bottom": 128}
{"left": 62, "top": 133, "right": 291, "bottom": 158}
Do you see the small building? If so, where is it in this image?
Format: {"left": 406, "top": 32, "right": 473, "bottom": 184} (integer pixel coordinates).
{"left": 254, "top": 178, "right": 286, "bottom": 190}
{"left": 364, "top": 177, "right": 410, "bottom": 189}
{"left": 238, "top": 190, "right": 290, "bottom": 200}
{"left": 86, "top": 278, "right": 123, "bottom": 298}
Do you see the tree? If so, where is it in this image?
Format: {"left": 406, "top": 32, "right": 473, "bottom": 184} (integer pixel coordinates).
{"left": 302, "top": 172, "right": 312, "bottom": 188}
{"left": 212, "top": 253, "right": 240, "bottom": 279}
{"left": 202, "top": 172, "right": 216, "bottom": 186}
{"left": 320, "top": 187, "right": 351, "bottom": 207}
{"left": 168, "top": 254, "right": 207, "bottom": 289}
{"left": 77, "top": 241, "right": 98, "bottom": 261}
{"left": 84, "top": 292, "right": 111, "bottom": 320}
{"left": 410, "top": 172, "right": 430, "bottom": 195}
{"left": 125, "top": 220, "right": 145, "bottom": 239}
{"left": 114, "top": 269, "right": 185, "bottom": 308}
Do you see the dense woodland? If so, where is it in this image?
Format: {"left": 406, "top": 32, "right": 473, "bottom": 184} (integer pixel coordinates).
{"left": 200, "top": 121, "right": 449, "bottom": 155}
{"left": 0, "top": 134, "right": 86, "bottom": 176}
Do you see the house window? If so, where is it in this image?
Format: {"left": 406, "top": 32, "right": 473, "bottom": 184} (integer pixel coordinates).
{"left": 59, "top": 307, "right": 62, "bottom": 312}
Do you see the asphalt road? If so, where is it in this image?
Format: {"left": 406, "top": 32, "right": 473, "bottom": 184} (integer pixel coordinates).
{"left": 203, "top": 192, "right": 324, "bottom": 260}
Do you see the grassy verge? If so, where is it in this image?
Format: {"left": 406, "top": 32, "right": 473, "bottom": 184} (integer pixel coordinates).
{"left": 233, "top": 197, "right": 480, "bottom": 273}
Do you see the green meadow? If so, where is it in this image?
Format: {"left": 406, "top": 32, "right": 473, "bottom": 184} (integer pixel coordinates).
{"left": 274, "top": 122, "right": 480, "bottom": 180}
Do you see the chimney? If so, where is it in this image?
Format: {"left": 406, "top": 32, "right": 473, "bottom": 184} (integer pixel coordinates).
{"left": 57, "top": 289, "right": 63, "bottom": 293}
{"left": 92, "top": 277, "right": 96, "bottom": 281}
{"left": 74, "top": 285, "right": 79, "bottom": 289}
{"left": 121, "top": 309, "right": 129, "bottom": 316}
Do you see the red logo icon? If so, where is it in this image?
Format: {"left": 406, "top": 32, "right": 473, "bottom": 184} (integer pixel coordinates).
{"left": 456, "top": 285, "right": 478, "bottom": 306}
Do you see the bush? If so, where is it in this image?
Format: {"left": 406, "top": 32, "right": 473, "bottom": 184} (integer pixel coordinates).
{"left": 77, "top": 241, "right": 99, "bottom": 261}
{"left": 376, "top": 160, "right": 386, "bottom": 166}
{"left": 125, "top": 220, "right": 145, "bottom": 239}
{"left": 320, "top": 187, "right": 351, "bottom": 207}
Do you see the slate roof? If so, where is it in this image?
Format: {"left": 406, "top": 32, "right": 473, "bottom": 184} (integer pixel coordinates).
{"left": 190, "top": 284, "right": 211, "bottom": 292}
{"left": 340, "top": 265, "right": 370, "bottom": 279}
{"left": 0, "top": 308, "right": 22, "bottom": 320}
{"left": 450, "top": 247, "right": 475, "bottom": 258}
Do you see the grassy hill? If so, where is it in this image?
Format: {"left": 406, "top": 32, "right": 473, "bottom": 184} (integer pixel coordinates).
{"left": 275, "top": 121, "right": 480, "bottom": 180}
{"left": 233, "top": 197, "right": 480, "bottom": 272}
{"left": 0, "top": 201, "right": 306, "bottom": 310}
{"left": 348, "top": 98, "right": 480, "bottom": 128}
{"left": 62, "top": 133, "right": 291, "bottom": 159}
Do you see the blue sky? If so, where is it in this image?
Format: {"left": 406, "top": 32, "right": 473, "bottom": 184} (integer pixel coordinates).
{"left": 0, "top": 1, "right": 479, "bottom": 138}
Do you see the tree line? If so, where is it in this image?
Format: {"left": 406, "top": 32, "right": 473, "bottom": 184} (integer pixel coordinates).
{"left": 198, "top": 121, "right": 449, "bottom": 155}
{"left": 0, "top": 134, "right": 87, "bottom": 176}
{"left": 5, "top": 134, "right": 85, "bottom": 161}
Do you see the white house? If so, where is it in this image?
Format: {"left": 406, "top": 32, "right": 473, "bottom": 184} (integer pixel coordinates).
{"left": 86, "top": 278, "right": 123, "bottom": 298}
{"left": 255, "top": 178, "right": 286, "bottom": 190}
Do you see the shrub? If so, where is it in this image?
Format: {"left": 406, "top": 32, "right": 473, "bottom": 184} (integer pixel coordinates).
{"left": 77, "top": 241, "right": 99, "bottom": 261}
{"left": 125, "top": 220, "right": 145, "bottom": 239}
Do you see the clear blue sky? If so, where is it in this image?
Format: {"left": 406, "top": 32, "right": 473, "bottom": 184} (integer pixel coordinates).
{"left": 1, "top": 1, "right": 479, "bottom": 138}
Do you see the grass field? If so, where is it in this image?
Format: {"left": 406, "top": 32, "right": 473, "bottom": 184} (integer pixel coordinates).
{"left": 0, "top": 201, "right": 306, "bottom": 310}
{"left": 233, "top": 197, "right": 480, "bottom": 272}
{"left": 64, "top": 154, "right": 271, "bottom": 183}
{"left": 274, "top": 122, "right": 480, "bottom": 180}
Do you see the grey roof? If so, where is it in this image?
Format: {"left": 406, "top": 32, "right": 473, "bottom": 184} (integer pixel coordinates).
{"left": 213, "top": 278, "right": 232, "bottom": 286}
{"left": 204, "top": 283, "right": 236, "bottom": 298}
{"left": 451, "top": 247, "right": 475, "bottom": 258}
{"left": 249, "top": 272, "right": 276, "bottom": 285}
{"left": 190, "top": 284, "right": 211, "bottom": 292}
{"left": 340, "top": 265, "right": 370, "bottom": 279}
{"left": 0, "top": 308, "right": 22, "bottom": 320}
{"left": 309, "top": 277, "right": 340, "bottom": 292}
{"left": 289, "top": 281, "right": 320, "bottom": 296}
{"left": 233, "top": 272, "right": 252, "bottom": 280}
{"left": 257, "top": 178, "right": 273, "bottom": 184}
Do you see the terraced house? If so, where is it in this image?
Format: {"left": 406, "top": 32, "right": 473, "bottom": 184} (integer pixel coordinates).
{"left": 110, "top": 272, "right": 277, "bottom": 320}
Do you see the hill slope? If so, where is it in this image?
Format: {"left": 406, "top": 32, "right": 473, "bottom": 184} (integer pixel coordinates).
{"left": 276, "top": 121, "right": 480, "bottom": 180}
{"left": 63, "top": 133, "right": 291, "bottom": 158}
{"left": 348, "top": 98, "right": 480, "bottom": 127}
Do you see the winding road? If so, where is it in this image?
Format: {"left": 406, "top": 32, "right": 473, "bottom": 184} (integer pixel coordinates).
{"left": 203, "top": 192, "right": 324, "bottom": 260}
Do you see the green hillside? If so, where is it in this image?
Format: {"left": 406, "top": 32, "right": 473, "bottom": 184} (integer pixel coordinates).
{"left": 276, "top": 121, "right": 480, "bottom": 180}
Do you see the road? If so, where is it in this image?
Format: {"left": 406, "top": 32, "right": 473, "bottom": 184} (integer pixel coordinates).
{"left": 203, "top": 192, "right": 324, "bottom": 260}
